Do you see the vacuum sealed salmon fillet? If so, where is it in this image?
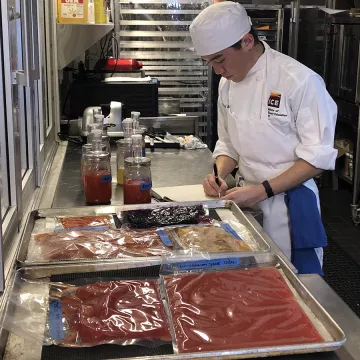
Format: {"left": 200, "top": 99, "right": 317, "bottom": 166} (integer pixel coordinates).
{"left": 30, "top": 228, "right": 172, "bottom": 261}
{"left": 164, "top": 267, "right": 323, "bottom": 353}
{"left": 57, "top": 215, "right": 115, "bottom": 230}
{"left": 49, "top": 279, "right": 172, "bottom": 347}
{"left": 168, "top": 223, "right": 252, "bottom": 252}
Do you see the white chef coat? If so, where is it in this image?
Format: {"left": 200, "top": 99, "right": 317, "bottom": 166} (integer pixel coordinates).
{"left": 213, "top": 42, "right": 337, "bottom": 260}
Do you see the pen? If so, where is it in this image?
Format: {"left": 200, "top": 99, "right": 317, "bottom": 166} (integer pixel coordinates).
{"left": 213, "top": 163, "right": 221, "bottom": 198}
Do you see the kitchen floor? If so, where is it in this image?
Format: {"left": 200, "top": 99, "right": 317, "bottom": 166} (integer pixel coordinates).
{"left": 319, "top": 177, "right": 360, "bottom": 317}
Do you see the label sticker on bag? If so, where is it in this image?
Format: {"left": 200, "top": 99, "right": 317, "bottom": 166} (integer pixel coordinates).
{"left": 49, "top": 300, "right": 64, "bottom": 341}
{"left": 157, "top": 229, "right": 172, "bottom": 247}
{"left": 101, "top": 174, "right": 112, "bottom": 183}
{"left": 54, "top": 225, "right": 109, "bottom": 233}
{"left": 221, "top": 223, "right": 241, "bottom": 239}
{"left": 177, "top": 258, "right": 240, "bottom": 271}
{"left": 140, "top": 181, "right": 152, "bottom": 191}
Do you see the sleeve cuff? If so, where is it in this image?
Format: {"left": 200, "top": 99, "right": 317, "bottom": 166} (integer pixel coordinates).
{"left": 295, "top": 144, "right": 338, "bottom": 170}
{"left": 212, "top": 141, "right": 238, "bottom": 162}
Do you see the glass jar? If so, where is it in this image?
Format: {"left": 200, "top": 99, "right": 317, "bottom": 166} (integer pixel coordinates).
{"left": 83, "top": 150, "right": 112, "bottom": 205}
{"left": 81, "top": 143, "right": 92, "bottom": 188}
{"left": 116, "top": 138, "right": 132, "bottom": 185}
{"left": 123, "top": 157, "right": 152, "bottom": 204}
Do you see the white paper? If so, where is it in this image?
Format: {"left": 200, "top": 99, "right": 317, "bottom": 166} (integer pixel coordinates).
{"left": 152, "top": 184, "right": 215, "bottom": 202}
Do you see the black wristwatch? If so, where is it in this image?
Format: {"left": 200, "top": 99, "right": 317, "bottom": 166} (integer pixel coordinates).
{"left": 262, "top": 180, "right": 274, "bottom": 198}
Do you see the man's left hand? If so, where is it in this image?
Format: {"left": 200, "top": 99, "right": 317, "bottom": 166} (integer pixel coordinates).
{"left": 221, "top": 185, "right": 267, "bottom": 207}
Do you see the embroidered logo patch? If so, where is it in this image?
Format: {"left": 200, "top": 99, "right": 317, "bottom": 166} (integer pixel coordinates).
{"left": 268, "top": 91, "right": 281, "bottom": 108}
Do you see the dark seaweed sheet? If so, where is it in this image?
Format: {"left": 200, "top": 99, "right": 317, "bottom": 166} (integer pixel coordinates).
{"left": 121, "top": 205, "right": 208, "bottom": 228}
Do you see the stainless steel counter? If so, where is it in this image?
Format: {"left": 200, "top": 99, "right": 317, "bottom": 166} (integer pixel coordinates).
{"left": 14, "top": 141, "right": 360, "bottom": 360}
{"left": 53, "top": 142, "right": 226, "bottom": 208}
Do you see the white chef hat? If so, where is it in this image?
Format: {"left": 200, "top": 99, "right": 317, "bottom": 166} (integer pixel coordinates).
{"left": 190, "top": 2, "right": 251, "bottom": 56}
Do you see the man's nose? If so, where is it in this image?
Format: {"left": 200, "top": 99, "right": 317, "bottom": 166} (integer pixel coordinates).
{"left": 212, "top": 63, "right": 225, "bottom": 75}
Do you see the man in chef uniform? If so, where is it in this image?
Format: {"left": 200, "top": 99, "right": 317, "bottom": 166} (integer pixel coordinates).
{"left": 190, "top": 2, "right": 337, "bottom": 274}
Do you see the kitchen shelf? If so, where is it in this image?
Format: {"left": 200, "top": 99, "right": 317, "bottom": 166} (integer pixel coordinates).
{"left": 56, "top": 23, "right": 114, "bottom": 70}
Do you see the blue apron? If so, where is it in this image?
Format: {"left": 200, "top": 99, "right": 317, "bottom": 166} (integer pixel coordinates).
{"left": 285, "top": 185, "right": 327, "bottom": 276}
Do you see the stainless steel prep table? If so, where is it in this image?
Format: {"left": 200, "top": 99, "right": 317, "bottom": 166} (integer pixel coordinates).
{"left": 20, "top": 141, "right": 358, "bottom": 360}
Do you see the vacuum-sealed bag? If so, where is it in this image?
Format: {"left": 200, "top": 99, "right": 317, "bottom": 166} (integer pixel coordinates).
{"left": 118, "top": 205, "right": 211, "bottom": 228}
{"left": 160, "top": 221, "right": 257, "bottom": 253}
{"left": 162, "top": 266, "right": 324, "bottom": 353}
{"left": 4, "top": 276, "right": 172, "bottom": 348}
{"left": 28, "top": 228, "right": 173, "bottom": 262}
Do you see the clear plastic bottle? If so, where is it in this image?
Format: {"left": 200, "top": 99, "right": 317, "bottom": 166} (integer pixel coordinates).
{"left": 122, "top": 118, "right": 133, "bottom": 139}
{"left": 116, "top": 139, "right": 132, "bottom": 185}
{"left": 94, "top": 113, "right": 104, "bottom": 126}
{"left": 102, "top": 125, "right": 111, "bottom": 157}
{"left": 87, "top": 123, "right": 103, "bottom": 142}
{"left": 83, "top": 129, "right": 112, "bottom": 205}
{"left": 131, "top": 111, "right": 141, "bottom": 133}
{"left": 136, "top": 128, "right": 146, "bottom": 157}
{"left": 123, "top": 135, "right": 152, "bottom": 205}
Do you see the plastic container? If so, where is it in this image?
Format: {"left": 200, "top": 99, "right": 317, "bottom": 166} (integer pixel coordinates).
{"left": 103, "top": 59, "right": 143, "bottom": 71}
{"left": 131, "top": 111, "right": 141, "bottom": 133}
{"left": 136, "top": 128, "right": 146, "bottom": 157}
{"left": 116, "top": 139, "right": 132, "bottom": 185}
{"left": 102, "top": 126, "right": 111, "bottom": 157}
{"left": 123, "top": 157, "right": 152, "bottom": 205}
{"left": 122, "top": 118, "right": 133, "bottom": 139}
{"left": 83, "top": 130, "right": 112, "bottom": 205}
{"left": 57, "top": 0, "right": 88, "bottom": 24}
{"left": 94, "top": 0, "right": 107, "bottom": 23}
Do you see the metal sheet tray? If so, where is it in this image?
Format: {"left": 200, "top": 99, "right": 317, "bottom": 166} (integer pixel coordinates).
{"left": 14, "top": 253, "right": 346, "bottom": 359}
{"left": 17, "top": 200, "right": 271, "bottom": 269}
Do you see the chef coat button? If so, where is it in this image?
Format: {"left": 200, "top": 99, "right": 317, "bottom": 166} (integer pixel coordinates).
{"left": 256, "top": 75, "right": 262, "bottom": 81}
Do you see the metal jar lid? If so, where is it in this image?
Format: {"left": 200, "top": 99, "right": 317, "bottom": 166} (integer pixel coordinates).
{"left": 124, "top": 157, "right": 151, "bottom": 166}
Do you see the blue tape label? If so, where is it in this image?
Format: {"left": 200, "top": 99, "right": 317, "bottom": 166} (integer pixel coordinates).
{"left": 178, "top": 258, "right": 240, "bottom": 271}
{"left": 101, "top": 174, "right": 112, "bottom": 183}
{"left": 221, "top": 223, "right": 241, "bottom": 239}
{"left": 157, "top": 229, "right": 173, "bottom": 247}
{"left": 54, "top": 225, "right": 109, "bottom": 233}
{"left": 140, "top": 181, "right": 152, "bottom": 191}
{"left": 49, "top": 299, "right": 64, "bottom": 341}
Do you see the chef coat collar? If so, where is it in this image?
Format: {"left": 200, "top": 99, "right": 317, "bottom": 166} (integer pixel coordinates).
{"left": 245, "top": 41, "right": 269, "bottom": 78}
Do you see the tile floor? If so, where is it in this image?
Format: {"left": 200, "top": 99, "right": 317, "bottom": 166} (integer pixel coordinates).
{"left": 320, "top": 181, "right": 360, "bottom": 316}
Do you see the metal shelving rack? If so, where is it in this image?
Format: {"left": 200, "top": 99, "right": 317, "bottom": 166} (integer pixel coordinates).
{"left": 118, "top": 0, "right": 212, "bottom": 145}
{"left": 117, "top": 2, "right": 284, "bottom": 146}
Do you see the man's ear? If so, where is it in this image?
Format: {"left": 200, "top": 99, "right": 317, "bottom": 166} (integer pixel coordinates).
{"left": 241, "top": 34, "right": 255, "bottom": 51}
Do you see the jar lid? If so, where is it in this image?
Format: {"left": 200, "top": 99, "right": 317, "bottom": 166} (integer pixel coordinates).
{"left": 84, "top": 150, "right": 110, "bottom": 159}
{"left": 125, "top": 157, "right": 151, "bottom": 166}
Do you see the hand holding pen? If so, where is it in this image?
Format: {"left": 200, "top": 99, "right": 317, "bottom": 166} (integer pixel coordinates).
{"left": 202, "top": 163, "right": 228, "bottom": 198}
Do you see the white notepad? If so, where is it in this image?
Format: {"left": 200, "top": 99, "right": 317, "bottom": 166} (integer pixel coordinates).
{"left": 152, "top": 184, "right": 215, "bottom": 202}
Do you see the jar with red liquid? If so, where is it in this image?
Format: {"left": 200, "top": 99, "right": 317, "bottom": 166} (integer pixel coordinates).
{"left": 123, "top": 157, "right": 152, "bottom": 205}
{"left": 83, "top": 130, "right": 112, "bottom": 205}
